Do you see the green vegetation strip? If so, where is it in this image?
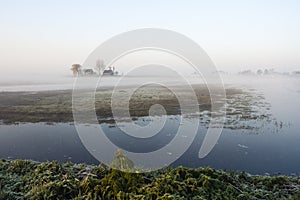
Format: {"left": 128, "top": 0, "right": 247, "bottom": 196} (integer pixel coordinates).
{"left": 1, "top": 159, "right": 299, "bottom": 200}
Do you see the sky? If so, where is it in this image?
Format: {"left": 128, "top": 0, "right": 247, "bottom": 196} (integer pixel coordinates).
{"left": 0, "top": 0, "right": 300, "bottom": 75}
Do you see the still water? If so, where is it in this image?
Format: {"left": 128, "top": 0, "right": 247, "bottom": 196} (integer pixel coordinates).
{"left": 0, "top": 76, "right": 300, "bottom": 175}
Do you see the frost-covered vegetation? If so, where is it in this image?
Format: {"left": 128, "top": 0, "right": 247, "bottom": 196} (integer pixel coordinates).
{"left": 1, "top": 157, "right": 300, "bottom": 200}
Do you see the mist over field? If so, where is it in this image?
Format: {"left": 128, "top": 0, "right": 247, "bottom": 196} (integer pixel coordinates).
{"left": 1, "top": 1, "right": 300, "bottom": 199}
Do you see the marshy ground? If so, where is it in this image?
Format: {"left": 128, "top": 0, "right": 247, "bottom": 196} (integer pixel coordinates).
{"left": 0, "top": 84, "right": 270, "bottom": 128}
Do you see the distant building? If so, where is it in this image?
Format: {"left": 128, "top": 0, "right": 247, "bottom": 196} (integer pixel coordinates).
{"left": 292, "top": 70, "right": 300, "bottom": 75}
{"left": 238, "top": 70, "right": 254, "bottom": 75}
{"left": 71, "top": 64, "right": 118, "bottom": 77}
{"left": 256, "top": 69, "right": 263, "bottom": 75}
{"left": 102, "top": 69, "right": 114, "bottom": 75}
{"left": 102, "top": 66, "right": 118, "bottom": 76}
{"left": 82, "top": 69, "right": 96, "bottom": 76}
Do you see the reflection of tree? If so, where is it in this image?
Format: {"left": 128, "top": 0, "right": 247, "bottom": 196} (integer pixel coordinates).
{"left": 71, "top": 64, "right": 82, "bottom": 76}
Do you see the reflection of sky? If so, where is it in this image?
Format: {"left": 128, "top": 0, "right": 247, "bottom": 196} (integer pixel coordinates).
{"left": 1, "top": 0, "right": 300, "bottom": 75}
{"left": 0, "top": 76, "right": 300, "bottom": 174}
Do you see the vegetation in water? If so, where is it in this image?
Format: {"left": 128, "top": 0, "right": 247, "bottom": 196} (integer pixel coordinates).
{"left": 0, "top": 86, "right": 257, "bottom": 126}
{"left": 0, "top": 86, "right": 283, "bottom": 133}
{"left": 1, "top": 152, "right": 300, "bottom": 200}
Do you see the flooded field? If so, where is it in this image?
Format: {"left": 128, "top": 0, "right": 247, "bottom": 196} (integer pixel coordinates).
{"left": 0, "top": 75, "right": 300, "bottom": 175}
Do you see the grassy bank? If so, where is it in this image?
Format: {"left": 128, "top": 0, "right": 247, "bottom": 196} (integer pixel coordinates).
{"left": 1, "top": 158, "right": 300, "bottom": 200}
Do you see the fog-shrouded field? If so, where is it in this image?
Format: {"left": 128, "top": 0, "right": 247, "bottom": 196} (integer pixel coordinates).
{"left": 1, "top": 72, "right": 299, "bottom": 91}
{"left": 2, "top": 1, "right": 300, "bottom": 199}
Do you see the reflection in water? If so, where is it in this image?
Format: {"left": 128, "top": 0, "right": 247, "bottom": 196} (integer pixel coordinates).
{"left": 0, "top": 112, "right": 298, "bottom": 175}
{"left": 0, "top": 123, "right": 98, "bottom": 164}
{"left": 0, "top": 77, "right": 300, "bottom": 175}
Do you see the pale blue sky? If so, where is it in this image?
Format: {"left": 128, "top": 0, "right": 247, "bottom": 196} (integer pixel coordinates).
{"left": 0, "top": 0, "right": 299, "bottom": 74}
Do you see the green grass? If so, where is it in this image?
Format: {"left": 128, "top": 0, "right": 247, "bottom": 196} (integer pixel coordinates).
{"left": 1, "top": 158, "right": 299, "bottom": 200}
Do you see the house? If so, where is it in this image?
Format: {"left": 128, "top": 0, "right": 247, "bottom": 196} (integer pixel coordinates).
{"left": 82, "top": 69, "right": 96, "bottom": 76}
{"left": 102, "top": 66, "right": 118, "bottom": 76}
{"left": 292, "top": 71, "right": 300, "bottom": 75}
{"left": 102, "top": 69, "right": 114, "bottom": 75}
{"left": 71, "top": 64, "right": 118, "bottom": 76}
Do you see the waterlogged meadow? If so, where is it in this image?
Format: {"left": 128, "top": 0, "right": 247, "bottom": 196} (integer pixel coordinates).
{"left": 1, "top": 76, "right": 300, "bottom": 199}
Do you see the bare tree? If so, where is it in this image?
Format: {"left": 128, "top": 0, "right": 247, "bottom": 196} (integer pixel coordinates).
{"left": 95, "top": 59, "right": 105, "bottom": 75}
